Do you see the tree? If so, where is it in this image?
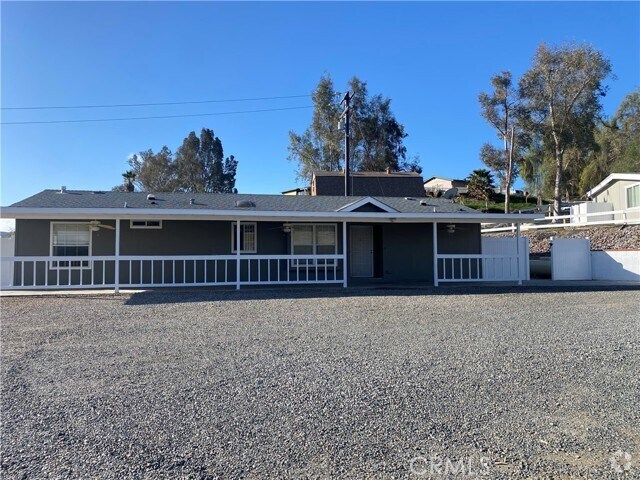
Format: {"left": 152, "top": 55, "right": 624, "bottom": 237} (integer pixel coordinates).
{"left": 467, "top": 169, "right": 495, "bottom": 210}
{"left": 288, "top": 73, "right": 419, "bottom": 182}
{"left": 129, "top": 147, "right": 177, "bottom": 192}
{"left": 288, "top": 74, "right": 342, "bottom": 181}
{"left": 122, "top": 170, "right": 136, "bottom": 192}
{"left": 125, "top": 128, "right": 238, "bottom": 193}
{"left": 112, "top": 170, "right": 137, "bottom": 192}
{"left": 478, "top": 71, "right": 529, "bottom": 213}
{"left": 519, "top": 43, "right": 612, "bottom": 216}
{"left": 578, "top": 90, "right": 640, "bottom": 193}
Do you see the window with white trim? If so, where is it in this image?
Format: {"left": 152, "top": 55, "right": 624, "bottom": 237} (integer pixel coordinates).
{"left": 231, "top": 222, "right": 257, "bottom": 253}
{"left": 50, "top": 223, "right": 91, "bottom": 269}
{"left": 626, "top": 184, "right": 640, "bottom": 209}
{"left": 290, "top": 224, "right": 337, "bottom": 266}
{"left": 130, "top": 220, "right": 162, "bottom": 229}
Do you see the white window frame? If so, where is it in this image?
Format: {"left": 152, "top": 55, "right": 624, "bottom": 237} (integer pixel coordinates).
{"left": 130, "top": 220, "right": 163, "bottom": 229}
{"left": 49, "top": 221, "right": 92, "bottom": 270}
{"left": 231, "top": 222, "right": 258, "bottom": 253}
{"left": 625, "top": 183, "right": 640, "bottom": 209}
{"left": 289, "top": 223, "right": 338, "bottom": 267}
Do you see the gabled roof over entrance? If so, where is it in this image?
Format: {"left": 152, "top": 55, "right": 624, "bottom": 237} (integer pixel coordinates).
{"left": 336, "top": 197, "right": 399, "bottom": 213}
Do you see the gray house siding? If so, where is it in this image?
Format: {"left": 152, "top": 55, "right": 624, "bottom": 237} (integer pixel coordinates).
{"left": 16, "top": 219, "right": 299, "bottom": 256}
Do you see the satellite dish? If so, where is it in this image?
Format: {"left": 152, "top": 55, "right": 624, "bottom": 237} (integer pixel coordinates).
{"left": 442, "top": 187, "right": 458, "bottom": 199}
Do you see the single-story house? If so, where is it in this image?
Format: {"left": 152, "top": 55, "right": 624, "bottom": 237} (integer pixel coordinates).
{"left": 0, "top": 189, "right": 539, "bottom": 291}
{"left": 585, "top": 173, "right": 640, "bottom": 222}
{"left": 423, "top": 176, "right": 468, "bottom": 195}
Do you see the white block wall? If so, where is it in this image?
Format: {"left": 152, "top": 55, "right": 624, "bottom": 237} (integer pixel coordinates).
{"left": 591, "top": 250, "right": 640, "bottom": 281}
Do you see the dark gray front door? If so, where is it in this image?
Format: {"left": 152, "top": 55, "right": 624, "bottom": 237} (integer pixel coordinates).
{"left": 350, "top": 225, "right": 374, "bottom": 277}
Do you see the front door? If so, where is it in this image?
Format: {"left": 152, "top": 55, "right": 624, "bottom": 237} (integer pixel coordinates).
{"left": 350, "top": 225, "right": 374, "bottom": 277}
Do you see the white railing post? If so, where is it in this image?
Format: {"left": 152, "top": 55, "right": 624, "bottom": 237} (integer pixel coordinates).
{"left": 433, "top": 222, "right": 438, "bottom": 287}
{"left": 114, "top": 219, "right": 120, "bottom": 293}
{"left": 236, "top": 220, "right": 241, "bottom": 290}
{"left": 342, "top": 221, "right": 348, "bottom": 288}
{"left": 516, "top": 223, "right": 522, "bottom": 286}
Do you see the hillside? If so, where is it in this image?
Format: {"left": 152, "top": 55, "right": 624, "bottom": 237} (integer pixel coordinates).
{"left": 488, "top": 225, "right": 640, "bottom": 254}
{"left": 457, "top": 194, "right": 549, "bottom": 213}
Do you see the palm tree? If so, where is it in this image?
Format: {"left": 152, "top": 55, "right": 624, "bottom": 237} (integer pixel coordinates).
{"left": 122, "top": 170, "right": 136, "bottom": 192}
{"left": 467, "top": 169, "right": 495, "bottom": 210}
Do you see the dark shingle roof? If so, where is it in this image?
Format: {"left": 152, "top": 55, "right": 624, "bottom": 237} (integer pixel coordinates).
{"left": 8, "top": 190, "right": 479, "bottom": 215}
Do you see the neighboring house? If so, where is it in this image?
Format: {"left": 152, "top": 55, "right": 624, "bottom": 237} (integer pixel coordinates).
{"left": 585, "top": 173, "right": 640, "bottom": 222}
{"left": 424, "top": 177, "right": 468, "bottom": 195}
{"left": 0, "top": 188, "right": 539, "bottom": 290}
{"left": 312, "top": 171, "right": 426, "bottom": 197}
{"left": 281, "top": 187, "right": 310, "bottom": 196}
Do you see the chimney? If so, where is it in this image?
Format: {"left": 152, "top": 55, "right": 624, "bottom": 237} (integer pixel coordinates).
{"left": 386, "top": 166, "right": 392, "bottom": 174}
{"left": 60, "top": 186, "right": 67, "bottom": 193}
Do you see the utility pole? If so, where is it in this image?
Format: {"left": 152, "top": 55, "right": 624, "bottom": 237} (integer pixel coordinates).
{"left": 340, "top": 91, "right": 351, "bottom": 196}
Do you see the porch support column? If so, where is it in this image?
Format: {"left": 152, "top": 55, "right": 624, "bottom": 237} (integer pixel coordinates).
{"left": 114, "top": 218, "right": 120, "bottom": 294}
{"left": 516, "top": 223, "right": 522, "bottom": 286}
{"left": 236, "top": 220, "right": 241, "bottom": 290}
{"left": 433, "top": 222, "right": 438, "bottom": 287}
{"left": 342, "top": 221, "right": 347, "bottom": 288}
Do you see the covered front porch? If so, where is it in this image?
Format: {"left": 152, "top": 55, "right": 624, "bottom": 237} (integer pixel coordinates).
{"left": 3, "top": 216, "right": 528, "bottom": 291}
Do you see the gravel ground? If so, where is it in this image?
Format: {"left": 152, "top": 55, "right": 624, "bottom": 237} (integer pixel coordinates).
{"left": 2, "top": 287, "right": 639, "bottom": 479}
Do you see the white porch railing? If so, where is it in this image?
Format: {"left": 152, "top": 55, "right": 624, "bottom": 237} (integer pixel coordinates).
{"left": 436, "top": 254, "right": 521, "bottom": 282}
{"left": 1, "top": 254, "right": 346, "bottom": 290}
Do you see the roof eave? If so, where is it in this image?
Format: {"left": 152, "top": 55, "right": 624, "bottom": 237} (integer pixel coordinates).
{"left": 0, "top": 207, "right": 542, "bottom": 224}
{"left": 587, "top": 173, "right": 640, "bottom": 197}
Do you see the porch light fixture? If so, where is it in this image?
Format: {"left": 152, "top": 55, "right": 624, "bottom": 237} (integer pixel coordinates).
{"left": 446, "top": 224, "right": 456, "bottom": 234}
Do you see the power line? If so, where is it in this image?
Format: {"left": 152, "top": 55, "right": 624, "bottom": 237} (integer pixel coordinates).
{"left": 0, "top": 105, "right": 314, "bottom": 125}
{"left": 1, "top": 94, "right": 312, "bottom": 111}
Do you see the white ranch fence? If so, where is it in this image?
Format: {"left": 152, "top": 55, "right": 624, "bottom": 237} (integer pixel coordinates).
{"left": 482, "top": 207, "right": 640, "bottom": 233}
{"left": 1, "top": 254, "right": 346, "bottom": 290}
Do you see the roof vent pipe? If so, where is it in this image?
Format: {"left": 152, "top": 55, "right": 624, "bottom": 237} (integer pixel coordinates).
{"left": 189, "top": 198, "right": 195, "bottom": 205}
{"left": 146, "top": 194, "right": 156, "bottom": 201}
{"left": 60, "top": 186, "right": 67, "bottom": 193}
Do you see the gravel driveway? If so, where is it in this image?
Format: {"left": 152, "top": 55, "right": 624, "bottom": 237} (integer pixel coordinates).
{"left": 2, "top": 287, "right": 639, "bottom": 479}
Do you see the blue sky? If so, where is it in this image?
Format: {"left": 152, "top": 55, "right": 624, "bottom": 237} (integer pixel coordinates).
{"left": 2, "top": 1, "right": 639, "bottom": 211}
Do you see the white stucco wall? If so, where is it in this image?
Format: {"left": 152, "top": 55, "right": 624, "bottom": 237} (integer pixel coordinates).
{"left": 591, "top": 250, "right": 640, "bottom": 281}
